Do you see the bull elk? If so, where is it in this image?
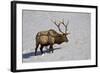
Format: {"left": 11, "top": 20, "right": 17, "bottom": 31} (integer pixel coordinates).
{"left": 35, "top": 19, "right": 70, "bottom": 56}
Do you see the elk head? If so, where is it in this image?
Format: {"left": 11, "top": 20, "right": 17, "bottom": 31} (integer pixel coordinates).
{"left": 51, "top": 19, "right": 70, "bottom": 43}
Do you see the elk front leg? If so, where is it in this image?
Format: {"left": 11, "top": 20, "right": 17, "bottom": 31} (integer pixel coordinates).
{"left": 40, "top": 45, "right": 44, "bottom": 55}
{"left": 49, "top": 45, "right": 53, "bottom": 53}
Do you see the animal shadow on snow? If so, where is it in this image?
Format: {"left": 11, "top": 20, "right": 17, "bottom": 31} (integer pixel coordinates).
{"left": 23, "top": 47, "right": 61, "bottom": 59}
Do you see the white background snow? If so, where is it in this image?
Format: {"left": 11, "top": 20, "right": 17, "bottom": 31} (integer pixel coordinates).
{"left": 22, "top": 10, "right": 91, "bottom": 63}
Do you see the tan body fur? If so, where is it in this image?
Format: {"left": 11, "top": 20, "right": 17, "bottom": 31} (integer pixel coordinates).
{"left": 35, "top": 19, "right": 69, "bottom": 55}
{"left": 35, "top": 29, "right": 68, "bottom": 55}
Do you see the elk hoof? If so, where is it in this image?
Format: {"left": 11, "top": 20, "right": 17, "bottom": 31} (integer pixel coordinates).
{"left": 35, "top": 54, "right": 37, "bottom": 56}
{"left": 41, "top": 53, "right": 44, "bottom": 56}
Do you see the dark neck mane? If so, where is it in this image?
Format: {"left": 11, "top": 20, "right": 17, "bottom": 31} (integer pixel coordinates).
{"left": 55, "top": 34, "right": 64, "bottom": 44}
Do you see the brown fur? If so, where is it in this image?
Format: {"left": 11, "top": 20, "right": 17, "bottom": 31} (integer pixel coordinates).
{"left": 35, "top": 29, "right": 69, "bottom": 55}
{"left": 35, "top": 19, "right": 69, "bottom": 55}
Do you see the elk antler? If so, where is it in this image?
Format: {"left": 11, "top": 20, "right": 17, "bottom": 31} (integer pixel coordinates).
{"left": 60, "top": 19, "right": 69, "bottom": 33}
{"left": 51, "top": 19, "right": 64, "bottom": 34}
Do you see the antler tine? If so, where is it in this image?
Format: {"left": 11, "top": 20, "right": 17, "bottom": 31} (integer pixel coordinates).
{"left": 55, "top": 20, "right": 64, "bottom": 33}
{"left": 66, "top": 20, "right": 69, "bottom": 32}
{"left": 66, "top": 19, "right": 69, "bottom": 26}
{"left": 60, "top": 19, "right": 69, "bottom": 33}
{"left": 51, "top": 19, "right": 57, "bottom": 26}
{"left": 51, "top": 19, "right": 64, "bottom": 33}
{"left": 60, "top": 19, "right": 67, "bottom": 27}
{"left": 61, "top": 18, "right": 66, "bottom": 27}
{"left": 58, "top": 26, "right": 64, "bottom": 34}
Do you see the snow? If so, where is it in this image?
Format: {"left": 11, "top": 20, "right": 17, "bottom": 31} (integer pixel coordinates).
{"left": 22, "top": 10, "right": 91, "bottom": 63}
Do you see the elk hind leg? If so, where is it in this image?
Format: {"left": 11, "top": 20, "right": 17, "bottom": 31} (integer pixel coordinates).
{"left": 35, "top": 43, "right": 39, "bottom": 56}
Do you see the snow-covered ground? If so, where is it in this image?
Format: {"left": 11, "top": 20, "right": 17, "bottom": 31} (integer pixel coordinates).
{"left": 23, "top": 42, "right": 90, "bottom": 63}
{"left": 22, "top": 10, "right": 91, "bottom": 63}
